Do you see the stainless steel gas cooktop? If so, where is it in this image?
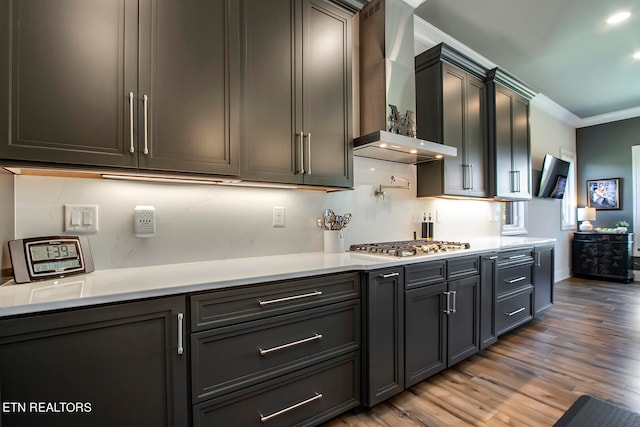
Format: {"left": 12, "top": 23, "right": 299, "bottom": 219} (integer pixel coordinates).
{"left": 349, "top": 240, "right": 471, "bottom": 257}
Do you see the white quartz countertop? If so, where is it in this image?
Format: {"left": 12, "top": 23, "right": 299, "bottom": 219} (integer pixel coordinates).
{"left": 0, "top": 236, "right": 555, "bottom": 318}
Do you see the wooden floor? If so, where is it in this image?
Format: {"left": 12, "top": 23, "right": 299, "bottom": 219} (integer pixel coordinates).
{"left": 323, "top": 277, "right": 640, "bottom": 426}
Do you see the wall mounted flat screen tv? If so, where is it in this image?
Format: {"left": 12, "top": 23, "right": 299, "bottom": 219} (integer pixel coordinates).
{"left": 537, "top": 154, "right": 570, "bottom": 199}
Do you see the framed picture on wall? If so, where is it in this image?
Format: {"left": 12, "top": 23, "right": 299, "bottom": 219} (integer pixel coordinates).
{"left": 587, "top": 178, "right": 620, "bottom": 209}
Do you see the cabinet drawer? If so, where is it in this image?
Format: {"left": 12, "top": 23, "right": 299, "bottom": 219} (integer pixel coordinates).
{"left": 192, "top": 301, "right": 359, "bottom": 403}
{"left": 193, "top": 353, "right": 360, "bottom": 427}
{"left": 496, "top": 288, "right": 533, "bottom": 335}
{"left": 191, "top": 273, "right": 360, "bottom": 331}
{"left": 497, "top": 247, "right": 534, "bottom": 268}
{"left": 496, "top": 264, "right": 532, "bottom": 297}
{"left": 404, "top": 261, "right": 446, "bottom": 289}
{"left": 447, "top": 255, "right": 480, "bottom": 280}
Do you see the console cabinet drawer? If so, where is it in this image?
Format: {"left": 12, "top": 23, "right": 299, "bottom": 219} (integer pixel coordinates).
{"left": 496, "top": 264, "right": 532, "bottom": 297}
{"left": 496, "top": 288, "right": 533, "bottom": 335}
{"left": 191, "top": 273, "right": 360, "bottom": 331}
{"left": 192, "top": 301, "right": 359, "bottom": 403}
{"left": 193, "top": 354, "right": 360, "bottom": 427}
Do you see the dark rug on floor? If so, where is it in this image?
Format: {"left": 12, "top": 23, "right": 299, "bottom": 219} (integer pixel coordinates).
{"left": 554, "top": 395, "right": 640, "bottom": 427}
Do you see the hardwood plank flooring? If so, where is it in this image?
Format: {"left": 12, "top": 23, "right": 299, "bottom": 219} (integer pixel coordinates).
{"left": 323, "top": 277, "right": 640, "bottom": 426}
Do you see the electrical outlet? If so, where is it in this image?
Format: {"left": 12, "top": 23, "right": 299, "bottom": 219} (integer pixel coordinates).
{"left": 135, "top": 206, "right": 156, "bottom": 237}
{"left": 273, "top": 206, "right": 285, "bottom": 227}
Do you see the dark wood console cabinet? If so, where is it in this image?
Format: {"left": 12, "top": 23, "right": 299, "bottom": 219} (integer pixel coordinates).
{"left": 572, "top": 232, "right": 633, "bottom": 283}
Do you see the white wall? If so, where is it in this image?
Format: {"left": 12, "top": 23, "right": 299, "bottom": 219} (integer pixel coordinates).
{"left": 12, "top": 157, "right": 500, "bottom": 270}
{"left": 527, "top": 97, "right": 577, "bottom": 281}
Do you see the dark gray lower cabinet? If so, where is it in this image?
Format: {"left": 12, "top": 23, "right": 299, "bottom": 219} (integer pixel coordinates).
{"left": 496, "top": 248, "right": 534, "bottom": 336}
{"left": 369, "top": 257, "right": 480, "bottom": 394}
{"left": 190, "top": 272, "right": 361, "bottom": 426}
{"left": 533, "top": 245, "right": 554, "bottom": 316}
{"left": 480, "top": 253, "right": 498, "bottom": 349}
{"left": 0, "top": 297, "right": 188, "bottom": 427}
{"left": 363, "top": 268, "right": 404, "bottom": 407}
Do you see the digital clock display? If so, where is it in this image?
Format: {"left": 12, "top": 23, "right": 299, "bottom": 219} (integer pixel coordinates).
{"left": 8, "top": 236, "right": 95, "bottom": 283}
{"left": 25, "top": 239, "right": 85, "bottom": 278}
{"left": 29, "top": 242, "right": 79, "bottom": 262}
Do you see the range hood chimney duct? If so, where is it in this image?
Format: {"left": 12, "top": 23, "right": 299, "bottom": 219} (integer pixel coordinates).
{"left": 355, "top": 0, "right": 456, "bottom": 164}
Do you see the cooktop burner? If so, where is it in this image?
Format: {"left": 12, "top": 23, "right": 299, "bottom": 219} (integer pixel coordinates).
{"left": 350, "top": 239, "right": 471, "bottom": 257}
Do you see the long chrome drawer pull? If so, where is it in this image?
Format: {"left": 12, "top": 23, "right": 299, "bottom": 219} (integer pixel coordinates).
{"left": 506, "top": 307, "right": 526, "bottom": 317}
{"left": 507, "top": 276, "right": 528, "bottom": 284}
{"left": 260, "top": 393, "right": 323, "bottom": 423}
{"left": 128, "top": 92, "right": 135, "bottom": 153}
{"left": 143, "top": 94, "right": 149, "bottom": 155}
{"left": 380, "top": 272, "right": 400, "bottom": 278}
{"left": 258, "top": 291, "right": 322, "bottom": 306}
{"left": 259, "top": 333, "right": 323, "bottom": 356}
{"left": 177, "top": 313, "right": 184, "bottom": 355}
{"left": 508, "top": 254, "right": 527, "bottom": 260}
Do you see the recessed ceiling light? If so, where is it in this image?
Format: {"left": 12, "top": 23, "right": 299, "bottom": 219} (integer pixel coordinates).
{"left": 607, "top": 11, "right": 631, "bottom": 25}
{"left": 409, "top": 149, "right": 418, "bottom": 154}
{"left": 634, "top": 51, "right": 640, "bottom": 60}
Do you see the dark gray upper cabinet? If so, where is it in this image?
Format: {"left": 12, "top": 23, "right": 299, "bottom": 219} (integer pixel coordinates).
{"left": 0, "top": 0, "right": 138, "bottom": 168}
{"left": 240, "top": 0, "right": 353, "bottom": 188}
{"left": 1, "top": 0, "right": 239, "bottom": 175}
{"left": 415, "top": 44, "right": 489, "bottom": 198}
{"left": 138, "top": 0, "right": 239, "bottom": 175}
{"left": 487, "top": 68, "right": 535, "bottom": 200}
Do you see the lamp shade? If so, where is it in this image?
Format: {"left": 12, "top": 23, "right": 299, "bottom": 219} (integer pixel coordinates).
{"left": 577, "top": 207, "right": 596, "bottom": 221}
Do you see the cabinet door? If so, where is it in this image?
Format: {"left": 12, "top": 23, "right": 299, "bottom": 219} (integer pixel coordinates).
{"left": 239, "top": 0, "right": 302, "bottom": 184}
{"left": 365, "top": 269, "right": 404, "bottom": 407}
{"left": 0, "top": 297, "right": 188, "bottom": 427}
{"left": 441, "top": 64, "right": 466, "bottom": 196}
{"left": 138, "top": 0, "right": 238, "bottom": 175}
{"left": 492, "top": 83, "right": 531, "bottom": 200}
{"left": 447, "top": 275, "right": 480, "bottom": 366}
{"left": 533, "top": 245, "right": 554, "bottom": 316}
{"left": 302, "top": 0, "right": 353, "bottom": 188}
{"left": 465, "top": 74, "right": 488, "bottom": 197}
{"left": 0, "top": 0, "right": 138, "bottom": 168}
{"left": 511, "top": 93, "right": 531, "bottom": 199}
{"left": 404, "top": 282, "right": 446, "bottom": 388}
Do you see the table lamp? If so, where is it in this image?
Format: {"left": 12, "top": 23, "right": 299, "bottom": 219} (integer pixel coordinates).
{"left": 577, "top": 207, "right": 596, "bottom": 231}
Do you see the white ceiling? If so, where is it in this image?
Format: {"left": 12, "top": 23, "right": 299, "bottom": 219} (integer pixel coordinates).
{"left": 414, "top": 0, "right": 640, "bottom": 119}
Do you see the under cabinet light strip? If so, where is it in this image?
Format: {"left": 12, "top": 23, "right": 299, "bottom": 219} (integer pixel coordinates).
{"left": 101, "top": 174, "right": 299, "bottom": 189}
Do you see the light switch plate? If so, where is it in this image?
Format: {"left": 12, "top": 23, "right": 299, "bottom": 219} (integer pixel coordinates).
{"left": 135, "top": 206, "right": 156, "bottom": 237}
{"left": 64, "top": 205, "right": 98, "bottom": 233}
{"left": 273, "top": 206, "right": 285, "bottom": 227}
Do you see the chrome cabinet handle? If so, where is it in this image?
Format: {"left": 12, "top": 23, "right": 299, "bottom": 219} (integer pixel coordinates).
{"left": 129, "top": 92, "right": 135, "bottom": 153}
{"left": 259, "top": 333, "right": 322, "bottom": 356}
{"left": 443, "top": 291, "right": 451, "bottom": 314}
{"left": 380, "top": 272, "right": 400, "bottom": 278}
{"left": 488, "top": 256, "right": 498, "bottom": 260}
{"left": 510, "top": 170, "right": 521, "bottom": 193}
{"left": 260, "top": 393, "right": 322, "bottom": 423}
{"left": 508, "top": 254, "right": 527, "bottom": 260}
{"left": 258, "top": 291, "right": 322, "bottom": 307}
{"left": 143, "top": 94, "right": 149, "bottom": 155}
{"left": 507, "top": 276, "right": 527, "bottom": 284}
{"left": 535, "top": 251, "right": 541, "bottom": 267}
{"left": 463, "top": 164, "right": 473, "bottom": 189}
{"left": 298, "top": 131, "right": 305, "bottom": 174}
{"left": 177, "top": 312, "right": 184, "bottom": 355}
{"left": 306, "top": 132, "right": 312, "bottom": 175}
{"left": 506, "top": 307, "right": 525, "bottom": 317}
{"left": 451, "top": 290, "right": 457, "bottom": 313}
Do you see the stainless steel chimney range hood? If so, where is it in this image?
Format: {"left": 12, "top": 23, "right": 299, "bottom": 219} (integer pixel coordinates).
{"left": 354, "top": 0, "right": 456, "bottom": 164}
